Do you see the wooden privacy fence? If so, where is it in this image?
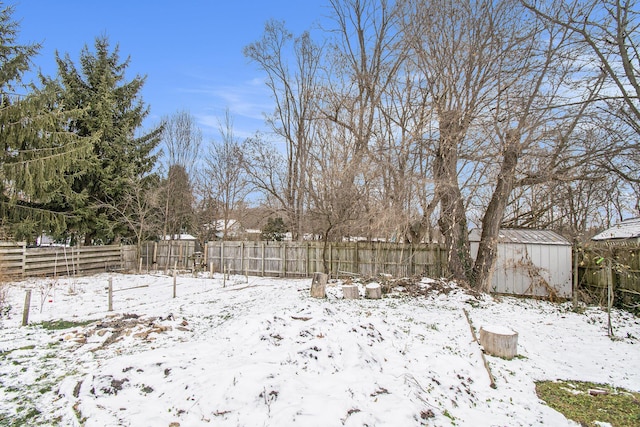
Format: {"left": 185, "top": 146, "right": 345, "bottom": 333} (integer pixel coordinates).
{"left": 577, "top": 242, "right": 640, "bottom": 308}
{"left": 0, "top": 242, "right": 137, "bottom": 278}
{"left": 140, "top": 240, "right": 447, "bottom": 278}
{"left": 140, "top": 240, "right": 199, "bottom": 272}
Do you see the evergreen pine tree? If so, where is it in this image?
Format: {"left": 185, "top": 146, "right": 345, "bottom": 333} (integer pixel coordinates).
{"left": 159, "top": 164, "right": 194, "bottom": 239}
{"left": 261, "top": 217, "right": 287, "bottom": 241}
{"left": 0, "top": 3, "right": 91, "bottom": 242}
{"left": 51, "top": 36, "right": 162, "bottom": 244}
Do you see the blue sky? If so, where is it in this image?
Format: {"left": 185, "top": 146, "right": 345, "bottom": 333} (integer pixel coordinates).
{"left": 15, "top": 0, "right": 329, "bottom": 141}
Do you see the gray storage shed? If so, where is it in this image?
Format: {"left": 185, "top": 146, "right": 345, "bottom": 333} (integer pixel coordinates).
{"left": 591, "top": 217, "right": 640, "bottom": 243}
{"left": 469, "top": 229, "right": 572, "bottom": 298}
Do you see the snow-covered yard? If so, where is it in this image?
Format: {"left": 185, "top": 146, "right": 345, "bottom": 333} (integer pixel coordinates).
{"left": 0, "top": 272, "right": 638, "bottom": 426}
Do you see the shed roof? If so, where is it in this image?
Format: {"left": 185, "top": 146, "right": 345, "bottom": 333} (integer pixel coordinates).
{"left": 591, "top": 217, "right": 640, "bottom": 241}
{"left": 469, "top": 228, "right": 570, "bottom": 245}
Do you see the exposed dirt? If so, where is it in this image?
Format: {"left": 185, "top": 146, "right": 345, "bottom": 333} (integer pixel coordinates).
{"left": 60, "top": 313, "right": 190, "bottom": 351}
{"left": 353, "top": 274, "right": 483, "bottom": 300}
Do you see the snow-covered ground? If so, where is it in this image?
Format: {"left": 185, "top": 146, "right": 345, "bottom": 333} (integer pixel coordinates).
{"left": 0, "top": 272, "right": 638, "bottom": 426}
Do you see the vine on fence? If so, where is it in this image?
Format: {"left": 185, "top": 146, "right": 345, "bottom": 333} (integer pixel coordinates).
{"left": 576, "top": 242, "right": 639, "bottom": 318}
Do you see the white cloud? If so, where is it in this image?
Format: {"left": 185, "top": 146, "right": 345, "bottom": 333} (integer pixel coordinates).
{"left": 173, "top": 78, "right": 275, "bottom": 140}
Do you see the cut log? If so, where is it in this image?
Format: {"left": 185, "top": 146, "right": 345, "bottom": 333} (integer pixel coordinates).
{"left": 479, "top": 325, "right": 518, "bottom": 359}
{"left": 342, "top": 284, "right": 359, "bottom": 299}
{"left": 365, "top": 283, "right": 382, "bottom": 299}
{"left": 588, "top": 388, "right": 608, "bottom": 396}
{"left": 310, "top": 272, "right": 328, "bottom": 298}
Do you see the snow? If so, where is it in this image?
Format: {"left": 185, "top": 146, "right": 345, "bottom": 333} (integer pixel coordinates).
{"left": 479, "top": 324, "right": 517, "bottom": 336}
{"left": 1, "top": 272, "right": 639, "bottom": 426}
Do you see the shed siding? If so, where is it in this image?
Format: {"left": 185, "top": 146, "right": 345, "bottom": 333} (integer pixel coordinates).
{"left": 493, "top": 242, "right": 572, "bottom": 298}
{"left": 470, "top": 229, "right": 572, "bottom": 298}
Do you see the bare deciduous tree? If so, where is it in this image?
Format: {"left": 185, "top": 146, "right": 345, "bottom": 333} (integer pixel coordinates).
{"left": 238, "top": 0, "right": 636, "bottom": 290}
{"left": 320, "top": 0, "right": 406, "bottom": 239}
{"left": 372, "top": 64, "right": 435, "bottom": 243}
{"left": 307, "top": 119, "right": 371, "bottom": 271}
{"left": 160, "top": 110, "right": 202, "bottom": 239}
{"left": 202, "top": 110, "right": 250, "bottom": 241}
{"left": 523, "top": 0, "right": 640, "bottom": 213}
{"left": 400, "top": 0, "right": 610, "bottom": 291}
{"left": 400, "top": 0, "right": 523, "bottom": 284}
{"left": 244, "top": 21, "right": 322, "bottom": 240}
{"left": 161, "top": 164, "right": 194, "bottom": 239}
{"left": 100, "top": 175, "right": 162, "bottom": 257}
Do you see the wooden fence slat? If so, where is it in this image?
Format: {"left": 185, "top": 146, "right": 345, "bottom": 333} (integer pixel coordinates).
{"left": 0, "top": 240, "right": 455, "bottom": 282}
{"left": 0, "top": 243, "right": 137, "bottom": 278}
{"left": 148, "top": 240, "right": 448, "bottom": 279}
{"left": 577, "top": 243, "right": 640, "bottom": 306}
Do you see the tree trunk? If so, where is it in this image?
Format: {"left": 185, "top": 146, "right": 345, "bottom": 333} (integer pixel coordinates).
{"left": 310, "top": 272, "right": 328, "bottom": 298}
{"left": 321, "top": 229, "right": 332, "bottom": 274}
{"left": 365, "top": 283, "right": 382, "bottom": 299}
{"left": 434, "top": 110, "right": 473, "bottom": 283}
{"left": 473, "top": 135, "right": 520, "bottom": 292}
{"left": 342, "top": 284, "right": 359, "bottom": 299}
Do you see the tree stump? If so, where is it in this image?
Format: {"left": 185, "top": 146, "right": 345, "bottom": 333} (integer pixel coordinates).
{"left": 365, "top": 283, "right": 382, "bottom": 299}
{"left": 310, "top": 272, "right": 328, "bottom": 298}
{"left": 342, "top": 284, "right": 359, "bottom": 299}
{"left": 479, "top": 325, "right": 518, "bottom": 359}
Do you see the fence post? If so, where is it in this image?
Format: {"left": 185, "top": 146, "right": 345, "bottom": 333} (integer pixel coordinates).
{"left": 153, "top": 242, "right": 158, "bottom": 268}
{"left": 220, "top": 241, "right": 225, "bottom": 275}
{"left": 281, "top": 242, "right": 286, "bottom": 277}
{"left": 261, "top": 242, "right": 266, "bottom": 277}
{"left": 165, "top": 242, "right": 171, "bottom": 274}
{"left": 108, "top": 278, "right": 113, "bottom": 311}
{"left": 22, "top": 289, "right": 31, "bottom": 326}
{"left": 572, "top": 245, "right": 579, "bottom": 308}
{"left": 304, "top": 242, "right": 311, "bottom": 277}
{"left": 21, "top": 242, "right": 26, "bottom": 278}
{"left": 329, "top": 243, "right": 333, "bottom": 277}
{"left": 409, "top": 244, "right": 415, "bottom": 276}
{"left": 240, "top": 242, "right": 245, "bottom": 277}
{"left": 606, "top": 259, "right": 614, "bottom": 337}
{"left": 173, "top": 267, "right": 177, "bottom": 298}
{"left": 204, "top": 242, "right": 208, "bottom": 268}
{"left": 185, "top": 242, "right": 190, "bottom": 268}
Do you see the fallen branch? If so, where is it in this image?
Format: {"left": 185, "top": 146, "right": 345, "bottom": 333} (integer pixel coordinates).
{"left": 462, "top": 308, "right": 497, "bottom": 389}
{"left": 222, "top": 283, "right": 258, "bottom": 292}
{"left": 111, "top": 284, "right": 149, "bottom": 293}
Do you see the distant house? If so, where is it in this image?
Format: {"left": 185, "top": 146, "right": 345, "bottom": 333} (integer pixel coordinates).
{"left": 591, "top": 218, "right": 640, "bottom": 243}
{"left": 244, "top": 229, "right": 262, "bottom": 241}
{"left": 214, "top": 219, "right": 243, "bottom": 239}
{"left": 36, "top": 234, "right": 70, "bottom": 247}
{"left": 469, "top": 228, "right": 572, "bottom": 299}
{"left": 163, "top": 233, "right": 197, "bottom": 242}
